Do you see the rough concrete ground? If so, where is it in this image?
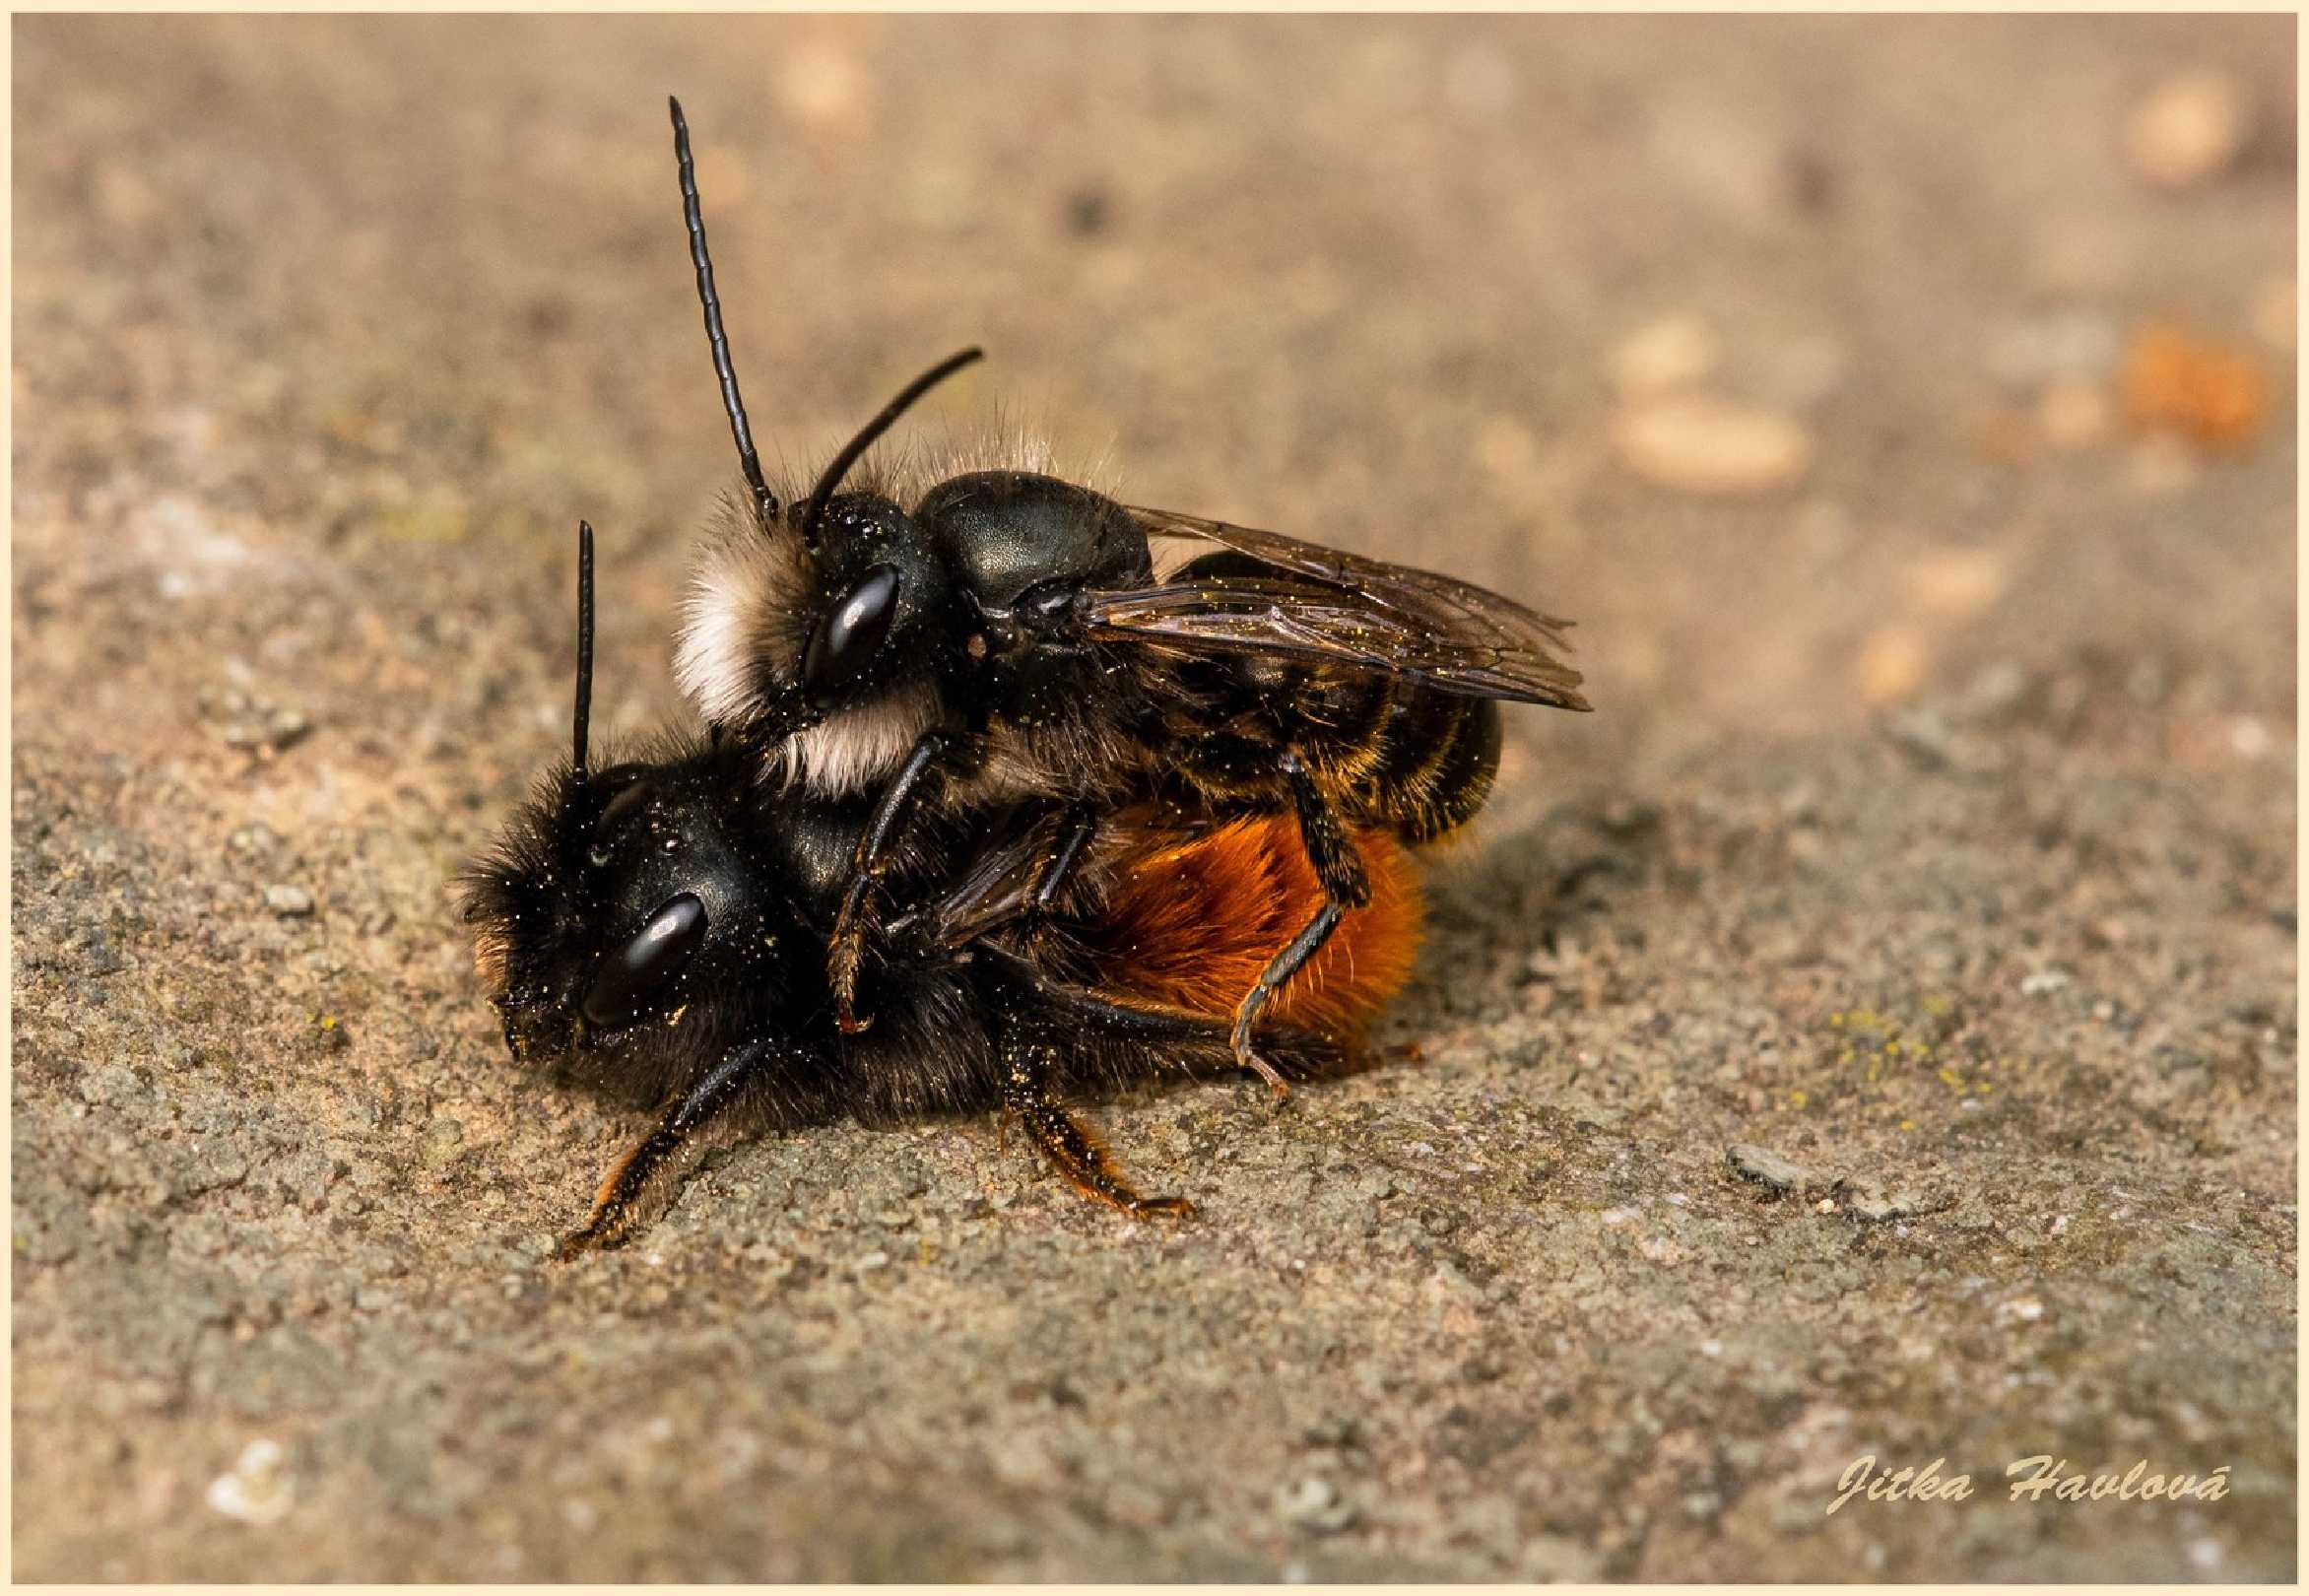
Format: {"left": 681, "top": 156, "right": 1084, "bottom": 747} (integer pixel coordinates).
{"left": 12, "top": 14, "right": 2295, "bottom": 1580}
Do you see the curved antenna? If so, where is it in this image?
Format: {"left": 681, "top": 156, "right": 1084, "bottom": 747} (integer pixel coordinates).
{"left": 669, "top": 96, "right": 777, "bottom": 526}
{"left": 800, "top": 346, "right": 985, "bottom": 551}
{"left": 573, "top": 519, "right": 596, "bottom": 782}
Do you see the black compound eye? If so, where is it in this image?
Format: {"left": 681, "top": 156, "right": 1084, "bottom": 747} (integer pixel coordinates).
{"left": 802, "top": 564, "right": 900, "bottom": 701}
{"left": 581, "top": 893, "right": 708, "bottom": 1028}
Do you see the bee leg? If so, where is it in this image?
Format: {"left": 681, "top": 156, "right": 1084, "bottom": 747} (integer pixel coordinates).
{"left": 893, "top": 801, "right": 1099, "bottom": 956}
{"left": 969, "top": 944, "right": 1313, "bottom": 1051}
{"left": 827, "top": 730, "right": 958, "bottom": 1033}
{"left": 1230, "top": 903, "right": 1345, "bottom": 1096}
{"left": 555, "top": 1038, "right": 778, "bottom": 1259}
{"left": 1000, "top": 1019, "right": 1195, "bottom": 1220}
{"left": 1029, "top": 803, "right": 1099, "bottom": 910}
{"left": 1228, "top": 756, "right": 1370, "bottom": 1096}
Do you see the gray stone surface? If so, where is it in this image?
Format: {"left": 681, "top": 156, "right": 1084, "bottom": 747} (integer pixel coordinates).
{"left": 13, "top": 15, "right": 2295, "bottom": 1580}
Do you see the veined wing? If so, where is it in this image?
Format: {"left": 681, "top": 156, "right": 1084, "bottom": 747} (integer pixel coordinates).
{"left": 1095, "top": 505, "right": 1592, "bottom": 709}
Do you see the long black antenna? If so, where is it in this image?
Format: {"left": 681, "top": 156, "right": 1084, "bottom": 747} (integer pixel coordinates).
{"left": 669, "top": 96, "right": 777, "bottom": 527}
{"left": 572, "top": 519, "right": 596, "bottom": 783}
{"left": 800, "top": 346, "right": 985, "bottom": 551}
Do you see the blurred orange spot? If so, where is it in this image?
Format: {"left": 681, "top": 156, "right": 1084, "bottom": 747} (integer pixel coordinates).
{"left": 1859, "top": 627, "right": 1928, "bottom": 705}
{"left": 2120, "top": 323, "right": 2274, "bottom": 452}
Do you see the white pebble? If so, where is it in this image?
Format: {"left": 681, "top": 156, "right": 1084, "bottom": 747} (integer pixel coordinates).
{"left": 1609, "top": 314, "right": 1719, "bottom": 398}
{"left": 2130, "top": 71, "right": 2250, "bottom": 188}
{"left": 206, "top": 1438, "right": 291, "bottom": 1525}
{"left": 1612, "top": 395, "right": 1812, "bottom": 497}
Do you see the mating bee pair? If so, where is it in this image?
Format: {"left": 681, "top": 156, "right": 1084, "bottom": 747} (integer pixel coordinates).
{"left": 461, "top": 99, "right": 1591, "bottom": 1255}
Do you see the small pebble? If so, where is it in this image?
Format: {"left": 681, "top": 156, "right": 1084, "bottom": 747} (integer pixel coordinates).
{"left": 2129, "top": 70, "right": 2251, "bottom": 188}
{"left": 1859, "top": 627, "right": 1928, "bottom": 705}
{"left": 206, "top": 1438, "right": 292, "bottom": 1525}
{"left": 228, "top": 823, "right": 281, "bottom": 858}
{"left": 776, "top": 41, "right": 867, "bottom": 133}
{"left": 1275, "top": 1476, "right": 1358, "bottom": 1534}
{"left": 1608, "top": 314, "right": 1719, "bottom": 397}
{"left": 1906, "top": 548, "right": 2009, "bottom": 620}
{"left": 1837, "top": 1176, "right": 1937, "bottom": 1223}
{"left": 1963, "top": 661, "right": 2031, "bottom": 719}
{"left": 263, "top": 885, "right": 315, "bottom": 917}
{"left": 419, "top": 1116, "right": 465, "bottom": 1171}
{"left": 2122, "top": 323, "right": 2273, "bottom": 451}
{"left": 1727, "top": 1143, "right": 1814, "bottom": 1193}
{"left": 1612, "top": 395, "right": 1812, "bottom": 497}
{"left": 1996, "top": 1295, "right": 2047, "bottom": 1326}
{"left": 2019, "top": 969, "right": 2072, "bottom": 997}
{"left": 1985, "top": 310, "right": 2120, "bottom": 389}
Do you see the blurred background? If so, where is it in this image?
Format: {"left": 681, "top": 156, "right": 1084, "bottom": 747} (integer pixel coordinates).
{"left": 17, "top": 16, "right": 2293, "bottom": 798}
{"left": 13, "top": 15, "right": 2296, "bottom": 1581}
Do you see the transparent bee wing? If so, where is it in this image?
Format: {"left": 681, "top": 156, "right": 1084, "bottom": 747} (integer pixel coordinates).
{"left": 1088, "top": 505, "right": 1592, "bottom": 708}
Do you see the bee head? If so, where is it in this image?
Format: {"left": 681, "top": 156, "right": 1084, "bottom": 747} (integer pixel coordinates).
{"left": 462, "top": 525, "right": 809, "bottom": 1077}
{"left": 793, "top": 493, "right": 950, "bottom": 712}
{"left": 461, "top": 742, "right": 806, "bottom": 1066}
{"left": 673, "top": 486, "right": 953, "bottom": 791}
{"left": 675, "top": 350, "right": 987, "bottom": 792}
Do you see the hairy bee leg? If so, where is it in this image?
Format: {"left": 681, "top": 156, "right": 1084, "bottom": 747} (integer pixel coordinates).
{"left": 1230, "top": 901, "right": 1346, "bottom": 1095}
{"left": 1225, "top": 756, "right": 1371, "bottom": 1095}
{"left": 555, "top": 1039, "right": 774, "bottom": 1259}
{"left": 1281, "top": 753, "right": 1373, "bottom": 909}
{"left": 827, "top": 730, "right": 957, "bottom": 1033}
{"left": 1001, "top": 1022, "right": 1194, "bottom": 1220}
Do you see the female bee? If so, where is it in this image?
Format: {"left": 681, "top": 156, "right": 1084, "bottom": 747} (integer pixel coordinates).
{"left": 660, "top": 99, "right": 1592, "bottom": 1089}
{"left": 463, "top": 525, "right": 1421, "bottom": 1253}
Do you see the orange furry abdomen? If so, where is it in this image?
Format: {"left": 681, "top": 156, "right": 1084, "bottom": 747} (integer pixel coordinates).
{"left": 1091, "top": 815, "right": 1424, "bottom": 1042}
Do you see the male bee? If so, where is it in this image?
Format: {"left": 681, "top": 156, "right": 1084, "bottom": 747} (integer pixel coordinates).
{"left": 659, "top": 99, "right": 1593, "bottom": 1088}
{"left": 462, "top": 524, "right": 1421, "bottom": 1253}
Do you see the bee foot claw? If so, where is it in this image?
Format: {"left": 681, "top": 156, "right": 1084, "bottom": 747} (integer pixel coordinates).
{"left": 554, "top": 1226, "right": 609, "bottom": 1263}
{"left": 1230, "top": 1038, "right": 1292, "bottom": 1098}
